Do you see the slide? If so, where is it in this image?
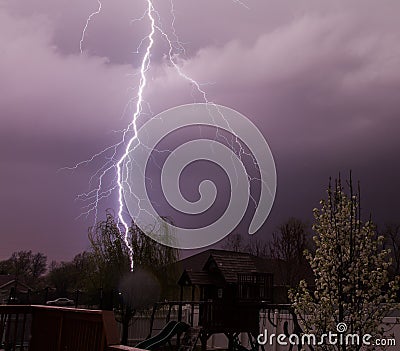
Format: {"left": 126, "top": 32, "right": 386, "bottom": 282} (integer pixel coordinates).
{"left": 135, "top": 320, "right": 189, "bottom": 350}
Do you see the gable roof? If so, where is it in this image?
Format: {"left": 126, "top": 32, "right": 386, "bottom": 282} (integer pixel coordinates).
{"left": 175, "top": 250, "right": 220, "bottom": 272}
{"left": 0, "top": 275, "right": 31, "bottom": 291}
{"left": 203, "top": 250, "right": 260, "bottom": 283}
{"left": 178, "top": 270, "right": 224, "bottom": 286}
{"left": 176, "top": 249, "right": 274, "bottom": 284}
{"left": 175, "top": 249, "right": 314, "bottom": 287}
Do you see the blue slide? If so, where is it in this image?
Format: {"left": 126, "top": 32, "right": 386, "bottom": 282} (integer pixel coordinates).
{"left": 135, "top": 321, "right": 189, "bottom": 350}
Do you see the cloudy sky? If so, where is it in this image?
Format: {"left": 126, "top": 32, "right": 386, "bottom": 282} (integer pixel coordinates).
{"left": 1, "top": 0, "right": 400, "bottom": 262}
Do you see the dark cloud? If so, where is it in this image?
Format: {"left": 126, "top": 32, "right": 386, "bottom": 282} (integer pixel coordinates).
{"left": 1, "top": 0, "right": 400, "bottom": 261}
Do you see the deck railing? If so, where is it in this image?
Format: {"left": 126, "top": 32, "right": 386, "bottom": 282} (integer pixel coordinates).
{"left": 0, "top": 305, "right": 139, "bottom": 351}
{"left": 0, "top": 305, "right": 32, "bottom": 351}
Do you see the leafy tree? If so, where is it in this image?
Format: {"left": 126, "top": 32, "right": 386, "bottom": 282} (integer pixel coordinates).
{"left": 47, "top": 252, "right": 95, "bottom": 296}
{"left": 88, "top": 211, "right": 179, "bottom": 345}
{"left": 290, "top": 176, "right": 399, "bottom": 351}
{"left": 0, "top": 251, "right": 47, "bottom": 287}
{"left": 29, "top": 252, "right": 47, "bottom": 282}
{"left": 88, "top": 212, "right": 130, "bottom": 299}
{"left": 47, "top": 261, "right": 76, "bottom": 296}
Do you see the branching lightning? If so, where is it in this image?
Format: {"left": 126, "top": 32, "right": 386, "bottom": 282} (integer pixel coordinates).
{"left": 75, "top": 0, "right": 259, "bottom": 271}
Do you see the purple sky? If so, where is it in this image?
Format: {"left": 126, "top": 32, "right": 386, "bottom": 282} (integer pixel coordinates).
{"left": 1, "top": 0, "right": 400, "bottom": 262}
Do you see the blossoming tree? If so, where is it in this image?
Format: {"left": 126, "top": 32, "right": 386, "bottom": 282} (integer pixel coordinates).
{"left": 290, "top": 176, "right": 399, "bottom": 351}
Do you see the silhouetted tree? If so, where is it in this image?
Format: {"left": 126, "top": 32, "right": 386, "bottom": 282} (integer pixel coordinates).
{"left": 222, "top": 232, "right": 246, "bottom": 252}
{"left": 88, "top": 212, "right": 130, "bottom": 301}
{"left": 28, "top": 252, "right": 47, "bottom": 281}
{"left": 0, "top": 260, "right": 12, "bottom": 275}
{"left": 269, "top": 217, "right": 311, "bottom": 286}
{"left": 47, "top": 261, "right": 76, "bottom": 296}
{"left": 0, "top": 250, "right": 47, "bottom": 287}
{"left": 88, "top": 210, "right": 179, "bottom": 345}
{"left": 246, "top": 236, "right": 270, "bottom": 258}
{"left": 47, "top": 252, "right": 95, "bottom": 297}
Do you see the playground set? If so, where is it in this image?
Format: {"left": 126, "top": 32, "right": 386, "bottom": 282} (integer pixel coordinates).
{"left": 133, "top": 250, "right": 303, "bottom": 351}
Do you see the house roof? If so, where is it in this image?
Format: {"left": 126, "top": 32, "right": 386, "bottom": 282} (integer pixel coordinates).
{"left": 0, "top": 275, "right": 31, "bottom": 291}
{"left": 175, "top": 249, "right": 220, "bottom": 272}
{"left": 178, "top": 270, "right": 224, "bottom": 286}
{"left": 175, "top": 249, "right": 314, "bottom": 287}
{"left": 176, "top": 249, "right": 274, "bottom": 285}
{"left": 204, "top": 251, "right": 260, "bottom": 283}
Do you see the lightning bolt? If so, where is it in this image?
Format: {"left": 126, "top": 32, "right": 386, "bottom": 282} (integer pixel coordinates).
{"left": 116, "top": 0, "right": 156, "bottom": 271}
{"left": 74, "top": 0, "right": 258, "bottom": 271}
{"left": 80, "top": 0, "right": 102, "bottom": 54}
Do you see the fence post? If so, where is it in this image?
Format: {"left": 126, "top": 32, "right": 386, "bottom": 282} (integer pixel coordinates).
{"left": 44, "top": 287, "right": 49, "bottom": 304}
{"left": 99, "top": 288, "right": 104, "bottom": 310}
{"left": 75, "top": 290, "right": 80, "bottom": 308}
{"left": 147, "top": 303, "right": 157, "bottom": 339}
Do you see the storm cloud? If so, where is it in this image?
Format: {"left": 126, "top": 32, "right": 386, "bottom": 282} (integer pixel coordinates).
{"left": 1, "top": 0, "right": 399, "bottom": 261}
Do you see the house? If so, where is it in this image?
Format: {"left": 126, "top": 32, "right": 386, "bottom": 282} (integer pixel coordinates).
{"left": 0, "top": 275, "right": 31, "bottom": 304}
{"left": 178, "top": 250, "right": 273, "bottom": 303}
{"left": 175, "top": 249, "right": 313, "bottom": 304}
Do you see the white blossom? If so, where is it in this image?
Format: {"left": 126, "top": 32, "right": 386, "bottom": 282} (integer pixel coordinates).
{"left": 289, "top": 178, "right": 400, "bottom": 351}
